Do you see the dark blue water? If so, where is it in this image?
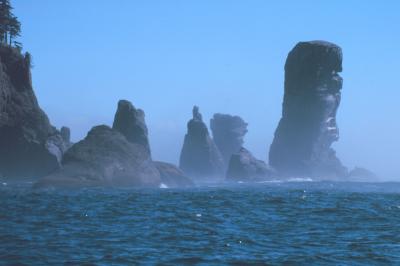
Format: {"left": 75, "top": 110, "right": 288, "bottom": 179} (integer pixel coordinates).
{"left": 1, "top": 181, "right": 400, "bottom": 265}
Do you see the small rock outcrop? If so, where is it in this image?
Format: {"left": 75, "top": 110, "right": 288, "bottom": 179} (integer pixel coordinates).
{"left": 35, "top": 125, "right": 161, "bottom": 188}
{"left": 154, "top": 161, "right": 194, "bottom": 188}
{"left": 210, "top": 113, "right": 248, "bottom": 167}
{"left": 0, "top": 46, "right": 69, "bottom": 179}
{"left": 112, "top": 100, "right": 150, "bottom": 154}
{"left": 179, "top": 106, "right": 224, "bottom": 180}
{"left": 226, "top": 148, "right": 275, "bottom": 181}
{"left": 269, "top": 41, "right": 348, "bottom": 179}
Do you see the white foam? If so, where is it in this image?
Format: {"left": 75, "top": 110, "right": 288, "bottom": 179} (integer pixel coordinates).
{"left": 159, "top": 183, "right": 168, "bottom": 189}
{"left": 257, "top": 180, "right": 283, "bottom": 184}
{"left": 287, "top": 177, "right": 313, "bottom": 182}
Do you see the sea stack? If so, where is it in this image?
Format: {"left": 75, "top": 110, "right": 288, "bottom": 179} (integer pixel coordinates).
{"left": 210, "top": 113, "right": 248, "bottom": 167}
{"left": 0, "top": 46, "right": 70, "bottom": 178}
{"left": 112, "top": 100, "right": 151, "bottom": 155}
{"left": 35, "top": 100, "right": 161, "bottom": 188}
{"left": 179, "top": 106, "right": 224, "bottom": 180}
{"left": 269, "top": 41, "right": 348, "bottom": 179}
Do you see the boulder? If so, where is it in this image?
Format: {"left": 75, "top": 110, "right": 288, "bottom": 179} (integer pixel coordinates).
{"left": 226, "top": 148, "right": 275, "bottom": 181}
{"left": 154, "top": 161, "right": 194, "bottom": 188}
{"left": 0, "top": 45, "right": 69, "bottom": 179}
{"left": 179, "top": 106, "right": 224, "bottom": 180}
{"left": 269, "top": 41, "right": 348, "bottom": 179}
{"left": 210, "top": 113, "right": 248, "bottom": 167}
{"left": 112, "top": 100, "right": 150, "bottom": 154}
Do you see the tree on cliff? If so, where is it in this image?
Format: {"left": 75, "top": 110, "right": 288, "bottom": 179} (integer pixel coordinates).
{"left": 0, "top": 0, "right": 21, "bottom": 47}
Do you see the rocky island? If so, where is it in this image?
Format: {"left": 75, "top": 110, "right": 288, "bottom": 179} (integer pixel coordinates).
{"left": 179, "top": 106, "right": 224, "bottom": 181}
{"left": 269, "top": 41, "right": 349, "bottom": 180}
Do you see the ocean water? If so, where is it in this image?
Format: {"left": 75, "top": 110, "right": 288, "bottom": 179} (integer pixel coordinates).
{"left": 1, "top": 181, "right": 400, "bottom": 265}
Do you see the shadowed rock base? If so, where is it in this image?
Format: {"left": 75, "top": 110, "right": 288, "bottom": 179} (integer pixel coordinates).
{"left": 227, "top": 148, "right": 275, "bottom": 182}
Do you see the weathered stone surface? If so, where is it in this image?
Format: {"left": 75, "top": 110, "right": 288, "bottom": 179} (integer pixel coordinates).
{"left": 269, "top": 41, "right": 348, "bottom": 179}
{"left": 227, "top": 148, "right": 275, "bottom": 181}
{"left": 112, "top": 99, "right": 150, "bottom": 154}
{"left": 0, "top": 46, "right": 69, "bottom": 178}
{"left": 154, "top": 161, "right": 194, "bottom": 188}
{"left": 210, "top": 113, "right": 248, "bottom": 167}
{"left": 179, "top": 106, "right": 224, "bottom": 180}
{"left": 35, "top": 125, "right": 161, "bottom": 189}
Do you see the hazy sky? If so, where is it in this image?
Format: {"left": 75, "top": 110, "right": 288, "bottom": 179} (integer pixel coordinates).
{"left": 14, "top": 0, "right": 400, "bottom": 179}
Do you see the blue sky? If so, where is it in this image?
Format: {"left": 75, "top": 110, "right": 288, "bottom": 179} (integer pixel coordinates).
{"left": 13, "top": 0, "right": 400, "bottom": 179}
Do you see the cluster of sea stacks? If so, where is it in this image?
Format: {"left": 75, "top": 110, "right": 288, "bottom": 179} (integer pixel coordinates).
{"left": 0, "top": 41, "right": 376, "bottom": 188}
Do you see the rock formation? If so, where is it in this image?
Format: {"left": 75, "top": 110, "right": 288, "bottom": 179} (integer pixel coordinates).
{"left": 0, "top": 46, "right": 69, "bottom": 179}
{"left": 35, "top": 100, "right": 162, "bottom": 188}
{"left": 179, "top": 106, "right": 224, "bottom": 180}
{"left": 210, "top": 113, "right": 248, "bottom": 167}
{"left": 60, "top": 126, "right": 71, "bottom": 144}
{"left": 112, "top": 100, "right": 150, "bottom": 154}
{"left": 35, "top": 99, "right": 195, "bottom": 189}
{"left": 269, "top": 41, "right": 348, "bottom": 179}
{"left": 154, "top": 161, "right": 194, "bottom": 188}
{"left": 35, "top": 125, "right": 161, "bottom": 188}
{"left": 226, "top": 148, "right": 275, "bottom": 181}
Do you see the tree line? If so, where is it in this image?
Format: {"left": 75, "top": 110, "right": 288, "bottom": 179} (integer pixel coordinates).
{"left": 0, "top": 0, "right": 21, "bottom": 48}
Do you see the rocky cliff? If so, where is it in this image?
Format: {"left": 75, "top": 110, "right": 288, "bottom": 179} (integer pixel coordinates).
{"left": 0, "top": 46, "right": 70, "bottom": 178}
{"left": 269, "top": 41, "right": 348, "bottom": 179}
{"left": 179, "top": 106, "right": 224, "bottom": 180}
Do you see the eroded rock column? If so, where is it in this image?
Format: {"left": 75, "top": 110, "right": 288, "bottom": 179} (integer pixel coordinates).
{"left": 269, "top": 41, "right": 348, "bottom": 178}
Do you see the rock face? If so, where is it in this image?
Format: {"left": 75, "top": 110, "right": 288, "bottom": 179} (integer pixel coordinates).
{"left": 0, "top": 46, "right": 69, "bottom": 178}
{"left": 269, "top": 41, "right": 348, "bottom": 179}
{"left": 35, "top": 125, "right": 161, "bottom": 188}
{"left": 179, "top": 106, "right": 224, "bottom": 180}
{"left": 112, "top": 100, "right": 150, "bottom": 154}
{"left": 154, "top": 161, "right": 194, "bottom": 188}
{"left": 227, "top": 148, "right": 275, "bottom": 181}
{"left": 210, "top": 113, "right": 248, "bottom": 167}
